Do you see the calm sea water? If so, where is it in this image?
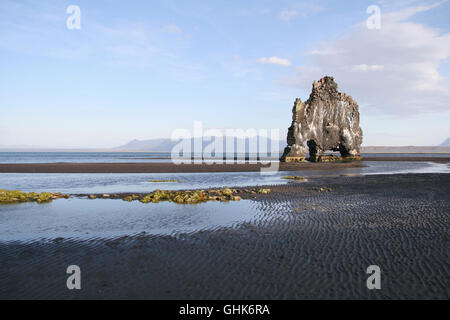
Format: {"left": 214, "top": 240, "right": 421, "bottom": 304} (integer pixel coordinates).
{"left": 0, "top": 153, "right": 448, "bottom": 242}
{"left": 0, "top": 152, "right": 171, "bottom": 163}
{"left": 0, "top": 152, "right": 449, "bottom": 163}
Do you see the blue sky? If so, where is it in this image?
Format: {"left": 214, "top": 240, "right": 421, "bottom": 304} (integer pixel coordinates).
{"left": 0, "top": 0, "right": 449, "bottom": 148}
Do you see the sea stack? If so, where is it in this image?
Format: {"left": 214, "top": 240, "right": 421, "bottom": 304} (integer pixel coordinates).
{"left": 280, "top": 76, "right": 363, "bottom": 162}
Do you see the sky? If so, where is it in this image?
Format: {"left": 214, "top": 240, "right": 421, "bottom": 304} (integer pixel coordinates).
{"left": 0, "top": 0, "right": 449, "bottom": 148}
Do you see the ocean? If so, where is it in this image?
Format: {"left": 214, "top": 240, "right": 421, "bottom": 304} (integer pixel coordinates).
{"left": 0, "top": 151, "right": 449, "bottom": 163}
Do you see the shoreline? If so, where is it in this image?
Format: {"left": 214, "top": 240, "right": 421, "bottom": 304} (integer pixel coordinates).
{"left": 0, "top": 161, "right": 367, "bottom": 173}
{"left": 0, "top": 157, "right": 448, "bottom": 173}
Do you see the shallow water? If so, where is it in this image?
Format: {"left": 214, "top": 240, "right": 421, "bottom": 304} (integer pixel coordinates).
{"left": 362, "top": 161, "right": 450, "bottom": 175}
{"left": 0, "top": 198, "right": 259, "bottom": 242}
{"left": 0, "top": 171, "right": 290, "bottom": 194}
{"left": 0, "top": 162, "right": 448, "bottom": 194}
{"left": 287, "top": 161, "right": 450, "bottom": 177}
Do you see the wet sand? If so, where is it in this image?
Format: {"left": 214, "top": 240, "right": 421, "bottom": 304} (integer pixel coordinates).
{"left": 0, "top": 157, "right": 448, "bottom": 173}
{"left": 0, "top": 162, "right": 366, "bottom": 173}
{"left": 0, "top": 173, "right": 449, "bottom": 299}
{"left": 363, "top": 157, "right": 450, "bottom": 163}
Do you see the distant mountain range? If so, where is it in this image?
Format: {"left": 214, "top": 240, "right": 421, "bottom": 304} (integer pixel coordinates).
{"left": 114, "top": 139, "right": 176, "bottom": 152}
{"left": 440, "top": 138, "right": 450, "bottom": 147}
{"left": 114, "top": 137, "right": 284, "bottom": 153}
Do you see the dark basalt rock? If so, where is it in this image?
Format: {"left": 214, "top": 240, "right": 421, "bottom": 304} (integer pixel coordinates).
{"left": 281, "top": 76, "right": 363, "bottom": 162}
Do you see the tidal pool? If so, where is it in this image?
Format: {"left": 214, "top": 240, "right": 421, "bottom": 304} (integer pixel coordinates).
{"left": 0, "top": 198, "right": 259, "bottom": 242}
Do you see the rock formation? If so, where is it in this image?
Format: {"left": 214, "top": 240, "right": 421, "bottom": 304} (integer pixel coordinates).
{"left": 281, "top": 76, "right": 363, "bottom": 162}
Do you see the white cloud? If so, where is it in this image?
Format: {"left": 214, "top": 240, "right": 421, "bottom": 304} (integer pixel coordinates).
{"left": 350, "top": 64, "right": 385, "bottom": 72}
{"left": 0, "top": 0, "right": 185, "bottom": 67}
{"left": 281, "top": 2, "right": 450, "bottom": 116}
{"left": 257, "top": 56, "right": 292, "bottom": 67}
{"left": 383, "top": 0, "right": 447, "bottom": 22}
{"left": 279, "top": 9, "right": 298, "bottom": 21}
{"left": 162, "top": 24, "right": 181, "bottom": 33}
{"left": 279, "top": 3, "right": 325, "bottom": 21}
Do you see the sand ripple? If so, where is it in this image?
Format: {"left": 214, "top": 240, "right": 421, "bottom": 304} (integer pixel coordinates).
{"left": 0, "top": 173, "right": 448, "bottom": 299}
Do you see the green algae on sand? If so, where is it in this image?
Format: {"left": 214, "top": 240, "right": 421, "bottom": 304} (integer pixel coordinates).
{"left": 109, "top": 188, "right": 271, "bottom": 205}
{"left": 312, "top": 187, "right": 332, "bottom": 192}
{"left": 0, "top": 189, "right": 70, "bottom": 204}
{"left": 281, "top": 176, "right": 307, "bottom": 181}
{"left": 132, "top": 188, "right": 241, "bottom": 204}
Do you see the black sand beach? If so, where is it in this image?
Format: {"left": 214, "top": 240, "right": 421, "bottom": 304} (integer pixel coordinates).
{"left": 363, "top": 157, "right": 450, "bottom": 163}
{"left": 1, "top": 173, "right": 449, "bottom": 299}
{"left": 0, "top": 157, "right": 448, "bottom": 173}
{"left": 0, "top": 161, "right": 367, "bottom": 173}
